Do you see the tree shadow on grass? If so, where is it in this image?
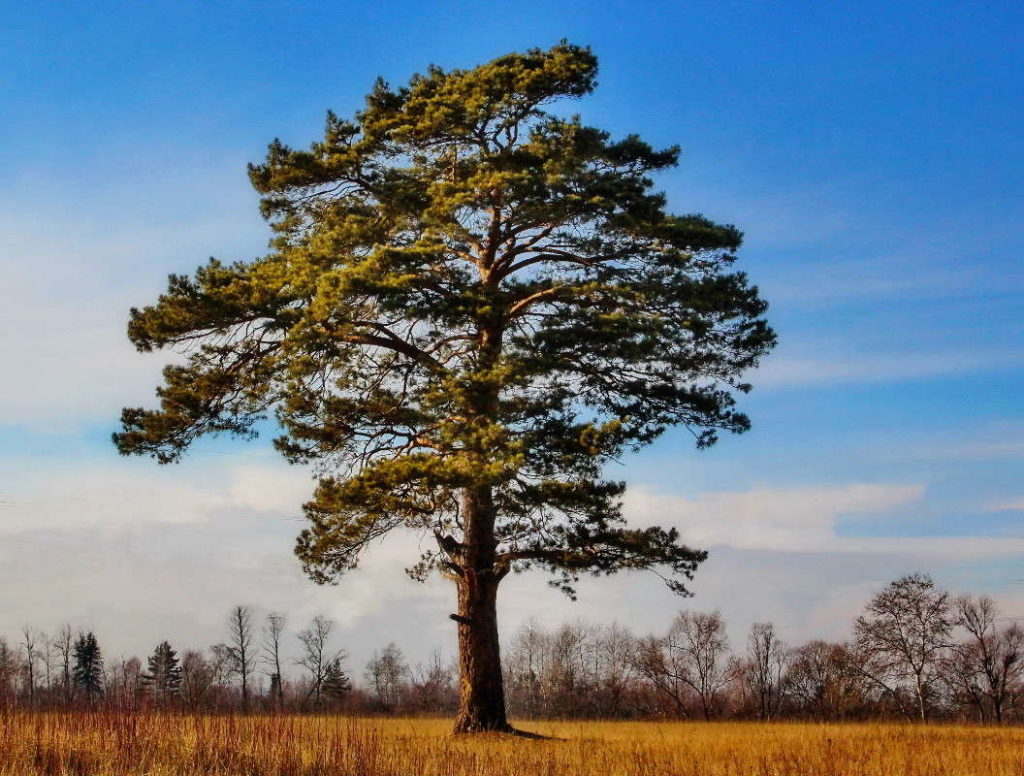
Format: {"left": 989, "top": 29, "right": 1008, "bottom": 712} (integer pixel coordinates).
{"left": 451, "top": 725, "right": 564, "bottom": 741}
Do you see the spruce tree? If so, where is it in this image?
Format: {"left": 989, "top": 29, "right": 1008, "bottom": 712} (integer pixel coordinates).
{"left": 322, "top": 658, "right": 352, "bottom": 704}
{"left": 141, "top": 640, "right": 182, "bottom": 703}
{"left": 115, "top": 42, "right": 776, "bottom": 731}
{"left": 72, "top": 632, "right": 103, "bottom": 701}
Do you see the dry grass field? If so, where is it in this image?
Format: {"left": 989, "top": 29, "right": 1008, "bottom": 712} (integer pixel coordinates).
{"left": 0, "top": 712, "right": 1021, "bottom": 776}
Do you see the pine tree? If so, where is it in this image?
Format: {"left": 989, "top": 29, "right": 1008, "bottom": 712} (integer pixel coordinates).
{"left": 72, "top": 632, "right": 103, "bottom": 701}
{"left": 141, "top": 640, "right": 182, "bottom": 703}
{"left": 322, "top": 658, "right": 352, "bottom": 705}
{"left": 115, "top": 41, "right": 776, "bottom": 732}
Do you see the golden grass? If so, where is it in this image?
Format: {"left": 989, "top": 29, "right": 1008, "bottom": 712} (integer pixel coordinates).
{"left": 0, "top": 712, "right": 1021, "bottom": 775}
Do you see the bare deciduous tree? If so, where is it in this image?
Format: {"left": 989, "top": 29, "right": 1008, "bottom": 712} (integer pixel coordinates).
{"left": 744, "top": 622, "right": 787, "bottom": 721}
{"left": 224, "top": 605, "right": 256, "bottom": 709}
{"left": 0, "top": 638, "right": 17, "bottom": 705}
{"left": 595, "top": 624, "right": 636, "bottom": 717}
{"left": 855, "top": 573, "right": 953, "bottom": 720}
{"left": 635, "top": 611, "right": 732, "bottom": 720}
{"left": 366, "top": 643, "right": 408, "bottom": 712}
{"left": 505, "top": 620, "right": 548, "bottom": 717}
{"left": 786, "top": 640, "right": 870, "bottom": 720}
{"left": 948, "top": 595, "right": 1024, "bottom": 722}
{"left": 111, "top": 656, "right": 143, "bottom": 708}
{"left": 296, "top": 615, "right": 343, "bottom": 709}
{"left": 262, "top": 612, "right": 286, "bottom": 708}
{"left": 181, "top": 650, "right": 215, "bottom": 710}
{"left": 40, "top": 633, "right": 54, "bottom": 696}
{"left": 408, "top": 649, "right": 457, "bottom": 712}
{"left": 20, "top": 626, "right": 38, "bottom": 707}
{"left": 53, "top": 624, "right": 74, "bottom": 705}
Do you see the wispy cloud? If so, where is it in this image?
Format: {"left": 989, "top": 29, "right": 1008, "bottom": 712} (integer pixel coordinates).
{"left": 871, "top": 424, "right": 1024, "bottom": 463}
{"left": 985, "top": 498, "right": 1024, "bottom": 513}
{"left": 0, "top": 166, "right": 262, "bottom": 430}
{"left": 1, "top": 462, "right": 1021, "bottom": 662}
{"left": 756, "top": 349, "right": 1024, "bottom": 388}
{"left": 624, "top": 482, "right": 1024, "bottom": 557}
{"left": 0, "top": 456, "right": 451, "bottom": 665}
{"left": 625, "top": 482, "right": 921, "bottom": 551}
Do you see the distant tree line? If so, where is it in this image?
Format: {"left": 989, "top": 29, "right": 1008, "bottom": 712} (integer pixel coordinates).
{"left": 0, "top": 574, "right": 1020, "bottom": 722}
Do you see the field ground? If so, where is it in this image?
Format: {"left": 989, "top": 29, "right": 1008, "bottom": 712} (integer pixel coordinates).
{"left": 0, "top": 713, "right": 1022, "bottom": 775}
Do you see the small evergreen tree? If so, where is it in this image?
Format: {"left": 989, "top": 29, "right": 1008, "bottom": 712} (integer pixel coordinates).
{"left": 141, "top": 640, "right": 182, "bottom": 703}
{"left": 267, "top": 672, "right": 283, "bottom": 705}
{"left": 72, "top": 632, "right": 103, "bottom": 701}
{"left": 322, "top": 658, "right": 352, "bottom": 705}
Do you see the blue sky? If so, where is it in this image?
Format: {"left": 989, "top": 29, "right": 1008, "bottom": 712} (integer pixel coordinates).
{"left": 1, "top": 0, "right": 1021, "bottom": 667}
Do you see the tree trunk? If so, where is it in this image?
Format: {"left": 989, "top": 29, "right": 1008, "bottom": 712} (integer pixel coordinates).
{"left": 453, "top": 568, "right": 509, "bottom": 732}
{"left": 914, "top": 676, "right": 926, "bottom": 721}
{"left": 452, "top": 487, "right": 510, "bottom": 733}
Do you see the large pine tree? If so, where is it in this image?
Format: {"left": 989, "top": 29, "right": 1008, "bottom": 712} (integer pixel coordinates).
{"left": 115, "top": 42, "right": 775, "bottom": 731}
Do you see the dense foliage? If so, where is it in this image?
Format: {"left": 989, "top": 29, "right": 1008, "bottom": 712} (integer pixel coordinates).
{"left": 114, "top": 42, "right": 774, "bottom": 599}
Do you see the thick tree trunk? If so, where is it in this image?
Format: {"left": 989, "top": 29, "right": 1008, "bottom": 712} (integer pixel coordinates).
{"left": 453, "top": 568, "right": 509, "bottom": 732}
{"left": 452, "top": 487, "right": 510, "bottom": 733}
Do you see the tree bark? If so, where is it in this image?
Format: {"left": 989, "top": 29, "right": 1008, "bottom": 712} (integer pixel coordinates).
{"left": 452, "top": 487, "right": 510, "bottom": 733}
{"left": 914, "top": 675, "right": 927, "bottom": 721}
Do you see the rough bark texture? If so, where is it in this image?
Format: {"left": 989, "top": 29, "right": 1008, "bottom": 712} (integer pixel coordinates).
{"left": 452, "top": 488, "right": 510, "bottom": 733}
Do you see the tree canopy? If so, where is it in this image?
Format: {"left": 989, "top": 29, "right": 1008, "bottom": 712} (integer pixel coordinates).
{"left": 116, "top": 41, "right": 773, "bottom": 597}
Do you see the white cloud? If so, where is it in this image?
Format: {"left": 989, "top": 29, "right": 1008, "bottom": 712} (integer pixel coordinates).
{"left": 623, "top": 482, "right": 1024, "bottom": 558}
{"left": 0, "top": 455, "right": 451, "bottom": 667}
{"left": 756, "top": 350, "right": 1024, "bottom": 389}
{"left": 986, "top": 498, "right": 1024, "bottom": 513}
{"left": 0, "top": 165, "right": 264, "bottom": 430}
{"left": 624, "top": 482, "right": 924, "bottom": 551}
{"left": 869, "top": 424, "right": 1024, "bottom": 464}
{"left": 0, "top": 461, "right": 313, "bottom": 535}
{"left": 1, "top": 465, "right": 1022, "bottom": 668}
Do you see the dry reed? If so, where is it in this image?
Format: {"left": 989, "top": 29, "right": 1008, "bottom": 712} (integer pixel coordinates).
{"left": 0, "top": 711, "right": 1021, "bottom": 775}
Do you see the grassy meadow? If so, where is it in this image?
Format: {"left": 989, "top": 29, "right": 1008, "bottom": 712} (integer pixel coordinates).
{"left": 0, "top": 712, "right": 1021, "bottom": 776}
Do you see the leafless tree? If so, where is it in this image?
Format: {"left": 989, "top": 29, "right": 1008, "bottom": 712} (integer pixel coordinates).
{"left": 0, "top": 638, "right": 17, "bottom": 705}
{"left": 505, "top": 619, "right": 548, "bottom": 716}
{"left": 948, "top": 595, "right": 1024, "bottom": 722}
{"left": 20, "top": 626, "right": 38, "bottom": 707}
{"left": 855, "top": 573, "right": 953, "bottom": 720}
{"left": 505, "top": 621, "right": 637, "bottom": 718}
{"left": 181, "top": 650, "right": 215, "bottom": 710}
{"left": 109, "top": 656, "right": 142, "bottom": 709}
{"left": 366, "top": 643, "right": 408, "bottom": 712}
{"left": 594, "top": 624, "right": 636, "bottom": 716}
{"left": 40, "top": 633, "right": 54, "bottom": 695}
{"left": 408, "top": 649, "right": 457, "bottom": 712}
{"left": 634, "top": 633, "right": 690, "bottom": 717}
{"left": 225, "top": 605, "right": 256, "bottom": 709}
{"left": 672, "top": 611, "right": 733, "bottom": 719}
{"left": 635, "top": 611, "right": 732, "bottom": 720}
{"left": 53, "top": 624, "right": 74, "bottom": 705}
{"left": 547, "top": 623, "right": 592, "bottom": 715}
{"left": 262, "top": 612, "right": 286, "bottom": 708}
{"left": 744, "top": 622, "right": 787, "bottom": 721}
{"left": 785, "top": 640, "right": 871, "bottom": 720}
{"left": 296, "top": 615, "right": 342, "bottom": 708}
